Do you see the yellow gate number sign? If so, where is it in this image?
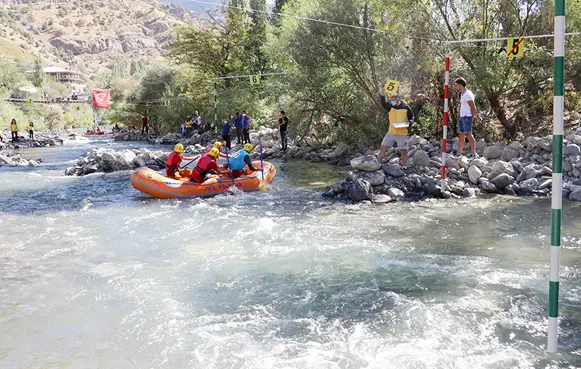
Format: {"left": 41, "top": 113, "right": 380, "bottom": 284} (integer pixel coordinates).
{"left": 384, "top": 79, "right": 400, "bottom": 95}
{"left": 507, "top": 37, "right": 525, "bottom": 58}
{"left": 163, "top": 99, "right": 170, "bottom": 106}
{"left": 27, "top": 99, "right": 32, "bottom": 104}
{"left": 76, "top": 106, "right": 80, "bottom": 111}
{"left": 249, "top": 75, "right": 261, "bottom": 86}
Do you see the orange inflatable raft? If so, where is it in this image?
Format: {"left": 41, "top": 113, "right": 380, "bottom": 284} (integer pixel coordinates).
{"left": 130, "top": 161, "right": 276, "bottom": 198}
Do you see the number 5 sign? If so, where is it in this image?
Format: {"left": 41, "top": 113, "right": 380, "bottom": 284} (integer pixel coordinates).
{"left": 384, "top": 79, "right": 400, "bottom": 94}
{"left": 507, "top": 37, "right": 525, "bottom": 58}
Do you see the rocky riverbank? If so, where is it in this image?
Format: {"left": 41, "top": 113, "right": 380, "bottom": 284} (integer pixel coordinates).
{"left": 0, "top": 152, "right": 42, "bottom": 167}
{"left": 322, "top": 128, "right": 581, "bottom": 203}
{"left": 0, "top": 133, "right": 64, "bottom": 150}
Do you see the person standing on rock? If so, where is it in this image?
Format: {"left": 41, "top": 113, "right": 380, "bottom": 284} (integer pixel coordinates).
{"left": 377, "top": 89, "right": 414, "bottom": 169}
{"left": 222, "top": 120, "right": 232, "bottom": 149}
{"left": 278, "top": 111, "right": 289, "bottom": 152}
{"left": 141, "top": 115, "right": 149, "bottom": 135}
{"left": 455, "top": 77, "right": 479, "bottom": 159}
{"left": 184, "top": 116, "right": 193, "bottom": 138}
{"left": 26, "top": 121, "right": 34, "bottom": 140}
{"left": 233, "top": 111, "right": 243, "bottom": 145}
{"left": 10, "top": 119, "right": 18, "bottom": 142}
{"left": 242, "top": 111, "right": 251, "bottom": 144}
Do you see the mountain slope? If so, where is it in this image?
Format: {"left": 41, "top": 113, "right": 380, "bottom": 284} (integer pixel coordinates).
{"left": 0, "top": 0, "right": 200, "bottom": 81}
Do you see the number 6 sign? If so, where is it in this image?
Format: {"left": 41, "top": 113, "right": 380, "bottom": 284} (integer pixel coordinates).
{"left": 384, "top": 79, "right": 400, "bottom": 94}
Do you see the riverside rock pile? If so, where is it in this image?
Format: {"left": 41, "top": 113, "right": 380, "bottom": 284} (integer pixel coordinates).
{"left": 65, "top": 148, "right": 169, "bottom": 176}
{"left": 0, "top": 152, "right": 41, "bottom": 167}
{"left": 0, "top": 134, "right": 64, "bottom": 150}
{"left": 323, "top": 128, "right": 581, "bottom": 203}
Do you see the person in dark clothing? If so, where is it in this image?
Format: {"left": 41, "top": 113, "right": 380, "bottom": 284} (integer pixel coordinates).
{"left": 242, "top": 111, "right": 251, "bottom": 144}
{"left": 141, "top": 116, "right": 149, "bottom": 135}
{"left": 222, "top": 120, "right": 232, "bottom": 149}
{"left": 278, "top": 111, "right": 288, "bottom": 151}
{"left": 233, "top": 111, "right": 243, "bottom": 144}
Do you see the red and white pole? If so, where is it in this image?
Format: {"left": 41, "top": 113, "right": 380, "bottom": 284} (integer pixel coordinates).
{"left": 441, "top": 56, "right": 451, "bottom": 190}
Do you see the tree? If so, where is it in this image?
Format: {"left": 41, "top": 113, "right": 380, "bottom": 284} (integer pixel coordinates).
{"left": 30, "top": 58, "right": 45, "bottom": 88}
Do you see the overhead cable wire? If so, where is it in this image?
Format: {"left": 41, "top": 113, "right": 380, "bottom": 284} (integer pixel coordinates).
{"left": 190, "top": 0, "right": 581, "bottom": 45}
{"left": 189, "top": 0, "right": 437, "bottom": 42}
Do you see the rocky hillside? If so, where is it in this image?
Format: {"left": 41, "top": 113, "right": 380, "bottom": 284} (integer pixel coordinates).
{"left": 0, "top": 0, "right": 200, "bottom": 80}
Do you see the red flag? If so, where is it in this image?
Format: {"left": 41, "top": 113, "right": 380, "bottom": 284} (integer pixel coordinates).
{"left": 92, "top": 89, "right": 111, "bottom": 108}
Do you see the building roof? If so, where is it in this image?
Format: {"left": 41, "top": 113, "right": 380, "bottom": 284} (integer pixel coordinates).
{"left": 43, "top": 66, "right": 82, "bottom": 74}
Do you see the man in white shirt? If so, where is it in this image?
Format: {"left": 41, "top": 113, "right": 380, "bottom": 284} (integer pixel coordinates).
{"left": 455, "top": 77, "right": 479, "bottom": 159}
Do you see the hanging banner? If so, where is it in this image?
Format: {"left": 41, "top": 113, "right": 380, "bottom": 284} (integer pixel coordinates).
{"left": 92, "top": 89, "right": 111, "bottom": 108}
{"left": 507, "top": 37, "right": 525, "bottom": 58}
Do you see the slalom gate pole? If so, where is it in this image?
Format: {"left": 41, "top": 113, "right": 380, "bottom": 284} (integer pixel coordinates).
{"left": 547, "top": 0, "right": 565, "bottom": 353}
{"left": 214, "top": 79, "right": 218, "bottom": 134}
{"left": 441, "top": 56, "right": 451, "bottom": 191}
{"left": 259, "top": 136, "right": 264, "bottom": 179}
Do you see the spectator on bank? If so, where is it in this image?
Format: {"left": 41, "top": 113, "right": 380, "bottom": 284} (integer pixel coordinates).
{"left": 10, "top": 118, "right": 18, "bottom": 141}
{"left": 242, "top": 111, "right": 251, "bottom": 144}
{"left": 141, "top": 115, "right": 149, "bottom": 135}
{"left": 26, "top": 121, "right": 34, "bottom": 140}
{"left": 377, "top": 88, "right": 414, "bottom": 170}
{"left": 222, "top": 119, "right": 232, "bottom": 149}
{"left": 278, "top": 111, "right": 289, "bottom": 152}
{"left": 455, "top": 77, "right": 479, "bottom": 159}
{"left": 233, "top": 111, "right": 243, "bottom": 145}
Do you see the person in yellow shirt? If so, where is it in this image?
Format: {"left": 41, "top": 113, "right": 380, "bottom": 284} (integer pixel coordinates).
{"left": 377, "top": 89, "right": 414, "bottom": 170}
{"left": 10, "top": 118, "right": 18, "bottom": 142}
{"left": 184, "top": 116, "right": 193, "bottom": 138}
{"left": 26, "top": 121, "right": 34, "bottom": 140}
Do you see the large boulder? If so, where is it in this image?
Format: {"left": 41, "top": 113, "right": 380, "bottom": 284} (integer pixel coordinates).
{"left": 381, "top": 164, "right": 405, "bottom": 178}
{"left": 483, "top": 144, "right": 504, "bottom": 160}
{"left": 570, "top": 187, "right": 581, "bottom": 201}
{"left": 412, "top": 150, "right": 430, "bottom": 167}
{"left": 468, "top": 165, "right": 482, "bottom": 184}
{"left": 518, "top": 178, "right": 538, "bottom": 194}
{"left": 488, "top": 161, "right": 517, "bottom": 179}
{"left": 387, "top": 187, "right": 405, "bottom": 199}
{"left": 500, "top": 148, "right": 520, "bottom": 162}
{"left": 329, "top": 142, "right": 350, "bottom": 159}
{"left": 565, "top": 144, "right": 581, "bottom": 157}
{"left": 346, "top": 179, "right": 373, "bottom": 201}
{"left": 356, "top": 170, "right": 386, "bottom": 186}
{"left": 471, "top": 157, "right": 488, "bottom": 168}
{"left": 539, "top": 136, "right": 553, "bottom": 151}
{"left": 491, "top": 173, "right": 515, "bottom": 189}
{"left": 350, "top": 155, "right": 381, "bottom": 171}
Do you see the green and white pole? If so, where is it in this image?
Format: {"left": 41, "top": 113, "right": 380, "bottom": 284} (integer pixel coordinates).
{"left": 548, "top": 0, "right": 565, "bottom": 353}
{"left": 214, "top": 79, "right": 218, "bottom": 134}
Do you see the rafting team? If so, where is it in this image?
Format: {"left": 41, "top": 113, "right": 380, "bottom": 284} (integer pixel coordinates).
{"left": 166, "top": 141, "right": 261, "bottom": 183}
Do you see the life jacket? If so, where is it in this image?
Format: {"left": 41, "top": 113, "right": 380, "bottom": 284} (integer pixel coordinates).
{"left": 387, "top": 102, "right": 411, "bottom": 136}
{"left": 192, "top": 154, "right": 217, "bottom": 181}
{"left": 165, "top": 151, "right": 183, "bottom": 176}
{"left": 228, "top": 149, "right": 249, "bottom": 171}
{"left": 185, "top": 120, "right": 193, "bottom": 128}
{"left": 27, "top": 124, "right": 33, "bottom": 131}
{"left": 11, "top": 123, "right": 17, "bottom": 132}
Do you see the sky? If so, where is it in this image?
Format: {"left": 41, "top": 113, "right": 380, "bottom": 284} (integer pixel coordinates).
{"left": 166, "top": 0, "right": 277, "bottom": 17}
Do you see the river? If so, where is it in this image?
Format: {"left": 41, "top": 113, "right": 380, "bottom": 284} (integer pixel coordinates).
{"left": 1, "top": 138, "right": 580, "bottom": 368}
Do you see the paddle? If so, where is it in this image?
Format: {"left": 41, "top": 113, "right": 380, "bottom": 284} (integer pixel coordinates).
{"left": 225, "top": 147, "right": 235, "bottom": 185}
{"left": 179, "top": 154, "right": 200, "bottom": 169}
